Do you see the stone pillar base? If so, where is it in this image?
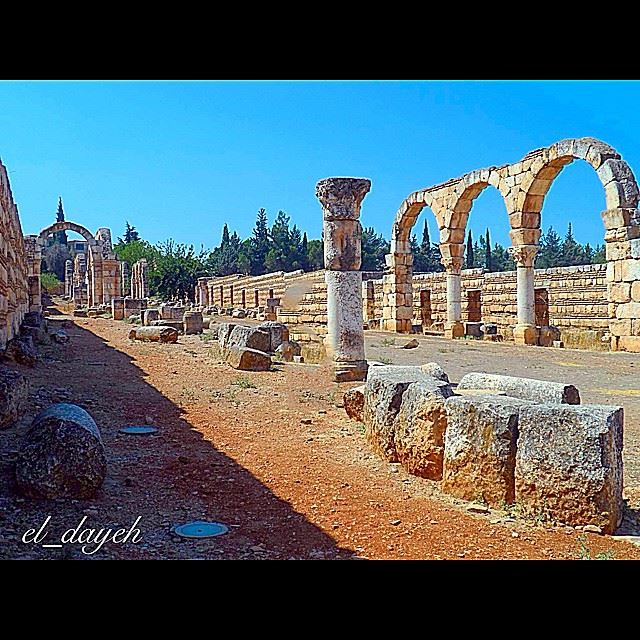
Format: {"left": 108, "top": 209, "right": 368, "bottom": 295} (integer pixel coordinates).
{"left": 444, "top": 321, "right": 465, "bottom": 339}
{"left": 514, "top": 324, "right": 538, "bottom": 346}
{"left": 334, "top": 359, "right": 368, "bottom": 383}
{"left": 382, "top": 318, "right": 412, "bottom": 333}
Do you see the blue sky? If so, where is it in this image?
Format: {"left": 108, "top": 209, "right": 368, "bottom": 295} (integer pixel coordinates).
{"left": 1, "top": 80, "right": 639, "bottom": 249}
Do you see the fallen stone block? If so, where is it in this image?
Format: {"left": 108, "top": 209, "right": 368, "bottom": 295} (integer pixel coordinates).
{"left": 21, "top": 325, "right": 50, "bottom": 345}
{"left": 458, "top": 372, "right": 580, "bottom": 404}
{"left": 442, "top": 395, "right": 530, "bottom": 507}
{"left": 223, "top": 325, "right": 271, "bottom": 356}
{"left": 129, "top": 326, "right": 178, "bottom": 343}
{"left": 395, "top": 380, "right": 453, "bottom": 479}
{"left": 217, "top": 322, "right": 238, "bottom": 350}
{"left": 257, "top": 321, "right": 290, "bottom": 352}
{"left": 16, "top": 403, "right": 107, "bottom": 499}
{"left": 150, "top": 319, "right": 183, "bottom": 333}
{"left": 538, "top": 325, "right": 561, "bottom": 347}
{"left": 0, "top": 369, "right": 29, "bottom": 429}
{"left": 274, "top": 340, "right": 301, "bottom": 362}
{"left": 183, "top": 311, "right": 203, "bottom": 335}
{"left": 143, "top": 309, "right": 160, "bottom": 326}
{"left": 515, "top": 404, "right": 624, "bottom": 534}
{"left": 421, "top": 362, "right": 449, "bottom": 382}
{"left": 73, "top": 309, "right": 88, "bottom": 318}
{"left": 402, "top": 338, "right": 419, "bottom": 349}
{"left": 344, "top": 385, "right": 365, "bottom": 422}
{"left": 225, "top": 346, "right": 271, "bottom": 371}
{"left": 232, "top": 309, "right": 246, "bottom": 318}
{"left": 23, "top": 312, "right": 44, "bottom": 328}
{"left": 4, "top": 336, "right": 37, "bottom": 367}
{"left": 364, "top": 365, "right": 449, "bottom": 462}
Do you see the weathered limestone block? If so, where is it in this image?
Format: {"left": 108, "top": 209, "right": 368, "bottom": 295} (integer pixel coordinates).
{"left": 21, "top": 325, "right": 49, "bottom": 345}
{"left": 232, "top": 309, "right": 246, "bottom": 318}
{"left": 4, "top": 336, "right": 37, "bottom": 367}
{"left": 150, "top": 319, "right": 183, "bottom": 333}
{"left": 396, "top": 381, "right": 453, "bottom": 479}
{"left": 458, "top": 372, "right": 580, "bottom": 404}
{"left": 257, "top": 321, "right": 290, "bottom": 352}
{"left": 225, "top": 346, "right": 271, "bottom": 371}
{"left": 421, "top": 362, "right": 450, "bottom": 382}
{"left": 16, "top": 403, "right": 107, "bottom": 499}
{"left": 274, "top": 340, "right": 301, "bottom": 362}
{"left": 183, "top": 311, "right": 203, "bottom": 335}
{"left": 615, "top": 302, "right": 640, "bottom": 319}
{"left": 129, "top": 326, "right": 178, "bottom": 343}
{"left": 538, "top": 325, "right": 561, "bottom": 347}
{"left": 143, "top": 309, "right": 160, "bottom": 326}
{"left": 364, "top": 366, "right": 445, "bottom": 462}
{"left": 0, "top": 369, "right": 28, "bottom": 429}
{"left": 344, "top": 385, "right": 365, "bottom": 422}
{"left": 111, "top": 298, "right": 125, "bottom": 321}
{"left": 51, "top": 330, "right": 69, "bottom": 344}
{"left": 620, "top": 259, "right": 640, "bottom": 282}
{"left": 515, "top": 405, "right": 624, "bottom": 533}
{"left": 217, "top": 322, "right": 237, "bottom": 350}
{"left": 442, "top": 395, "right": 529, "bottom": 506}
{"left": 223, "top": 325, "right": 271, "bottom": 356}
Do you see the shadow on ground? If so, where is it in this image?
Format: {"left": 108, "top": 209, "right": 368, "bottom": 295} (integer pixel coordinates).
{"left": 0, "top": 303, "right": 353, "bottom": 560}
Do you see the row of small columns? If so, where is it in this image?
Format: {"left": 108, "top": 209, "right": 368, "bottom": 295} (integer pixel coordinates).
{"left": 208, "top": 285, "right": 275, "bottom": 308}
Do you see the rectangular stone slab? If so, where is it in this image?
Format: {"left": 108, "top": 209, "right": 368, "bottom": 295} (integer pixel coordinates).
{"left": 515, "top": 404, "right": 624, "bottom": 533}
{"left": 442, "top": 395, "right": 531, "bottom": 507}
{"left": 458, "top": 372, "right": 580, "bottom": 404}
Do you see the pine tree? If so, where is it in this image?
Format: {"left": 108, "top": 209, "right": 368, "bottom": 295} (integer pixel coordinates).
{"left": 561, "top": 222, "right": 584, "bottom": 266}
{"left": 123, "top": 221, "right": 140, "bottom": 243}
{"left": 54, "top": 197, "right": 68, "bottom": 245}
{"left": 422, "top": 220, "right": 430, "bottom": 248}
{"left": 538, "top": 226, "right": 563, "bottom": 268}
{"left": 221, "top": 223, "right": 230, "bottom": 247}
{"left": 301, "top": 231, "right": 309, "bottom": 270}
{"left": 466, "top": 230, "right": 474, "bottom": 269}
{"left": 485, "top": 228, "right": 492, "bottom": 271}
{"left": 249, "top": 208, "right": 270, "bottom": 275}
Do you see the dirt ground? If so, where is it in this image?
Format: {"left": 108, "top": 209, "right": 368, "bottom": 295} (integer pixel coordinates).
{"left": 1, "top": 300, "right": 639, "bottom": 560}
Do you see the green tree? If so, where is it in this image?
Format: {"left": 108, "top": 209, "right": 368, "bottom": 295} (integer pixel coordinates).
{"left": 466, "top": 230, "right": 474, "bottom": 269}
{"left": 306, "top": 238, "right": 324, "bottom": 270}
{"left": 485, "top": 228, "right": 492, "bottom": 271}
{"left": 361, "top": 227, "right": 390, "bottom": 271}
{"left": 120, "top": 221, "right": 140, "bottom": 243}
{"left": 265, "top": 211, "right": 293, "bottom": 272}
{"left": 591, "top": 244, "right": 606, "bottom": 264}
{"left": 150, "top": 240, "right": 209, "bottom": 301}
{"left": 537, "top": 226, "right": 563, "bottom": 268}
{"left": 301, "top": 232, "right": 309, "bottom": 270}
{"left": 561, "top": 222, "right": 585, "bottom": 266}
{"left": 53, "top": 197, "right": 68, "bottom": 245}
{"left": 249, "top": 208, "right": 270, "bottom": 275}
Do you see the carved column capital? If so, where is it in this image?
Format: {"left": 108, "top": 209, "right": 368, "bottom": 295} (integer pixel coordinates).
{"left": 316, "top": 177, "right": 371, "bottom": 221}
{"left": 441, "top": 256, "right": 463, "bottom": 274}
{"left": 509, "top": 244, "right": 538, "bottom": 268}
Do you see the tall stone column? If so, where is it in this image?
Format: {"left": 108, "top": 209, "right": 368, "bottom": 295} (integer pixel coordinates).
{"left": 64, "top": 260, "right": 73, "bottom": 298}
{"left": 316, "top": 177, "right": 371, "bottom": 382}
{"left": 509, "top": 245, "right": 539, "bottom": 345}
{"left": 443, "top": 256, "right": 464, "bottom": 339}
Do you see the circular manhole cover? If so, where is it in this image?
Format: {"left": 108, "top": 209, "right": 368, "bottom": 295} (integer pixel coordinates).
{"left": 173, "top": 521, "right": 229, "bottom": 538}
{"left": 119, "top": 425, "right": 159, "bottom": 435}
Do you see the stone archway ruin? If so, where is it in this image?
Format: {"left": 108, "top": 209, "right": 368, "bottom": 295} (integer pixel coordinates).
{"left": 28, "top": 220, "right": 123, "bottom": 308}
{"left": 383, "top": 137, "right": 640, "bottom": 352}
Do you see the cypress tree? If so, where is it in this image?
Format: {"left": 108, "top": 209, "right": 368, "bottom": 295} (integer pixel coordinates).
{"left": 485, "top": 228, "right": 492, "bottom": 271}
{"left": 466, "top": 229, "right": 474, "bottom": 269}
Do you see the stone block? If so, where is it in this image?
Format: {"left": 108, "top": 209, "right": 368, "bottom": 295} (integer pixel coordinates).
{"left": 601, "top": 208, "right": 634, "bottom": 230}
{"left": 129, "top": 326, "right": 178, "bottom": 343}
{"left": 444, "top": 321, "right": 464, "bottom": 339}
{"left": 610, "top": 282, "right": 631, "bottom": 303}
{"left": 609, "top": 319, "right": 632, "bottom": 337}
{"left": 344, "top": 385, "right": 365, "bottom": 422}
{"left": 443, "top": 395, "right": 530, "bottom": 506}
{"left": 458, "top": 372, "right": 580, "bottom": 404}
{"left": 0, "top": 369, "right": 28, "bottom": 429}
{"left": 395, "top": 380, "right": 453, "bottom": 479}
{"left": 420, "top": 362, "right": 449, "bottom": 382}
{"left": 513, "top": 324, "right": 538, "bottom": 345}
{"left": 615, "top": 301, "right": 640, "bottom": 319}
{"left": 618, "top": 336, "right": 640, "bottom": 352}
{"left": 606, "top": 241, "right": 632, "bottom": 262}
{"left": 225, "top": 346, "right": 272, "bottom": 371}
{"left": 515, "top": 404, "right": 624, "bottom": 533}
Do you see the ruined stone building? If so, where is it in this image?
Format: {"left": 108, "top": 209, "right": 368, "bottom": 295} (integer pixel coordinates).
{"left": 0, "top": 160, "right": 31, "bottom": 349}
{"left": 199, "top": 138, "right": 640, "bottom": 353}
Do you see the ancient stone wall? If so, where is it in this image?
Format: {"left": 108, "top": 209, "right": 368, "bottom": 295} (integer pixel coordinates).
{"left": 383, "top": 137, "right": 640, "bottom": 351}
{"left": 0, "top": 160, "right": 30, "bottom": 349}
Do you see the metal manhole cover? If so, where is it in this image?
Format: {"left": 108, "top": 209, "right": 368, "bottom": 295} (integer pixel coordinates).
{"left": 173, "top": 521, "right": 229, "bottom": 538}
{"left": 119, "top": 425, "right": 159, "bottom": 435}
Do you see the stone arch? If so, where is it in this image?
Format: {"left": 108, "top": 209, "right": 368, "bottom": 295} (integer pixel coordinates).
{"left": 37, "top": 221, "right": 97, "bottom": 246}
{"left": 514, "top": 137, "right": 639, "bottom": 234}
{"left": 383, "top": 136, "right": 640, "bottom": 351}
